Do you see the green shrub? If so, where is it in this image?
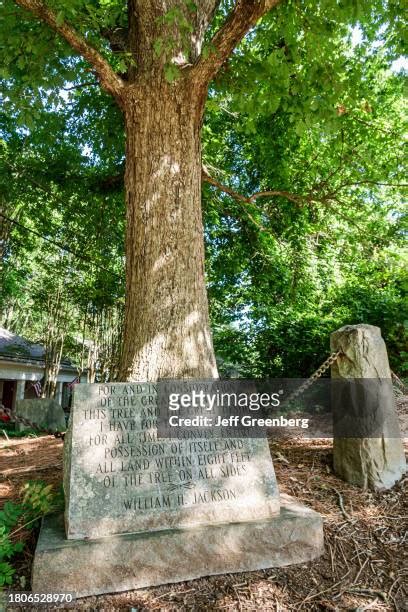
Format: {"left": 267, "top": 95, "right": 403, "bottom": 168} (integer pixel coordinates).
{"left": 0, "top": 482, "right": 63, "bottom": 589}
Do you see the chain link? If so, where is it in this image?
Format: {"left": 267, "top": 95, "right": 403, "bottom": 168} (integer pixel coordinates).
{"left": 391, "top": 371, "right": 408, "bottom": 395}
{"left": 1, "top": 406, "right": 65, "bottom": 439}
{"left": 283, "top": 350, "right": 342, "bottom": 406}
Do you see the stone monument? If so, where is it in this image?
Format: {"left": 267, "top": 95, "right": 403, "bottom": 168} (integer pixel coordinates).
{"left": 32, "top": 382, "right": 323, "bottom": 598}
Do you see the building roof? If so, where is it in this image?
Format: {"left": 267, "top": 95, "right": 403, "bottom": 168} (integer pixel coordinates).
{"left": 0, "top": 327, "right": 75, "bottom": 369}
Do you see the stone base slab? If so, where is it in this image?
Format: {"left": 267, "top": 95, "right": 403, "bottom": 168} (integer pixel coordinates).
{"left": 32, "top": 495, "right": 324, "bottom": 598}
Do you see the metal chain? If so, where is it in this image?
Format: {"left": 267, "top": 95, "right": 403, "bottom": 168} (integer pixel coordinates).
{"left": 391, "top": 371, "right": 408, "bottom": 395}
{"left": 283, "top": 350, "right": 342, "bottom": 406}
{"left": 1, "top": 406, "right": 65, "bottom": 439}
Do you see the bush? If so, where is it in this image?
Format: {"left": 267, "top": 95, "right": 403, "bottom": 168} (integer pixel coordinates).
{"left": 0, "top": 482, "right": 63, "bottom": 589}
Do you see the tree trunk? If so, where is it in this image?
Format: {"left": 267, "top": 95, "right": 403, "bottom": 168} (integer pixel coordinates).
{"left": 119, "top": 78, "right": 218, "bottom": 382}
{"left": 43, "top": 333, "right": 64, "bottom": 398}
{"left": 12, "top": 0, "right": 279, "bottom": 384}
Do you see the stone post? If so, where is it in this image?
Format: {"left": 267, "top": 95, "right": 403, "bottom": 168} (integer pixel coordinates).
{"left": 331, "top": 324, "right": 406, "bottom": 490}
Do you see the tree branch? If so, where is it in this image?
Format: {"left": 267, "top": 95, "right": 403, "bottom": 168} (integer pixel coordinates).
{"left": 333, "top": 179, "right": 408, "bottom": 191}
{"left": 202, "top": 167, "right": 408, "bottom": 212}
{"left": 193, "top": 0, "right": 282, "bottom": 84}
{"left": 202, "top": 167, "right": 305, "bottom": 206}
{"left": 63, "top": 81, "right": 99, "bottom": 91}
{"left": 14, "top": 0, "right": 125, "bottom": 100}
{"left": 202, "top": 169, "right": 380, "bottom": 243}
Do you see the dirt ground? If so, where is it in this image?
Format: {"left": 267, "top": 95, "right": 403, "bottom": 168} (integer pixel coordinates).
{"left": 1, "top": 401, "right": 407, "bottom": 611}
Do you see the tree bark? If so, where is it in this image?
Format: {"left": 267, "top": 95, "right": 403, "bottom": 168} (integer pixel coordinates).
{"left": 118, "top": 77, "right": 218, "bottom": 381}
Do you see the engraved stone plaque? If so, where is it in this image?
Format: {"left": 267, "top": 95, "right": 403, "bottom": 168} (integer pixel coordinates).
{"left": 64, "top": 383, "right": 280, "bottom": 539}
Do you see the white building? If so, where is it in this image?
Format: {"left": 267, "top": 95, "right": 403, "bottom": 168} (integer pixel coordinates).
{"left": 0, "top": 327, "right": 86, "bottom": 410}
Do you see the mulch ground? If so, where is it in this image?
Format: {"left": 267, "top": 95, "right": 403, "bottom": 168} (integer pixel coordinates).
{"left": 1, "top": 403, "right": 407, "bottom": 611}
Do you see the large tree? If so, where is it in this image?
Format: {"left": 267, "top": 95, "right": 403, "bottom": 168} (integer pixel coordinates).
{"left": 1, "top": 0, "right": 405, "bottom": 381}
